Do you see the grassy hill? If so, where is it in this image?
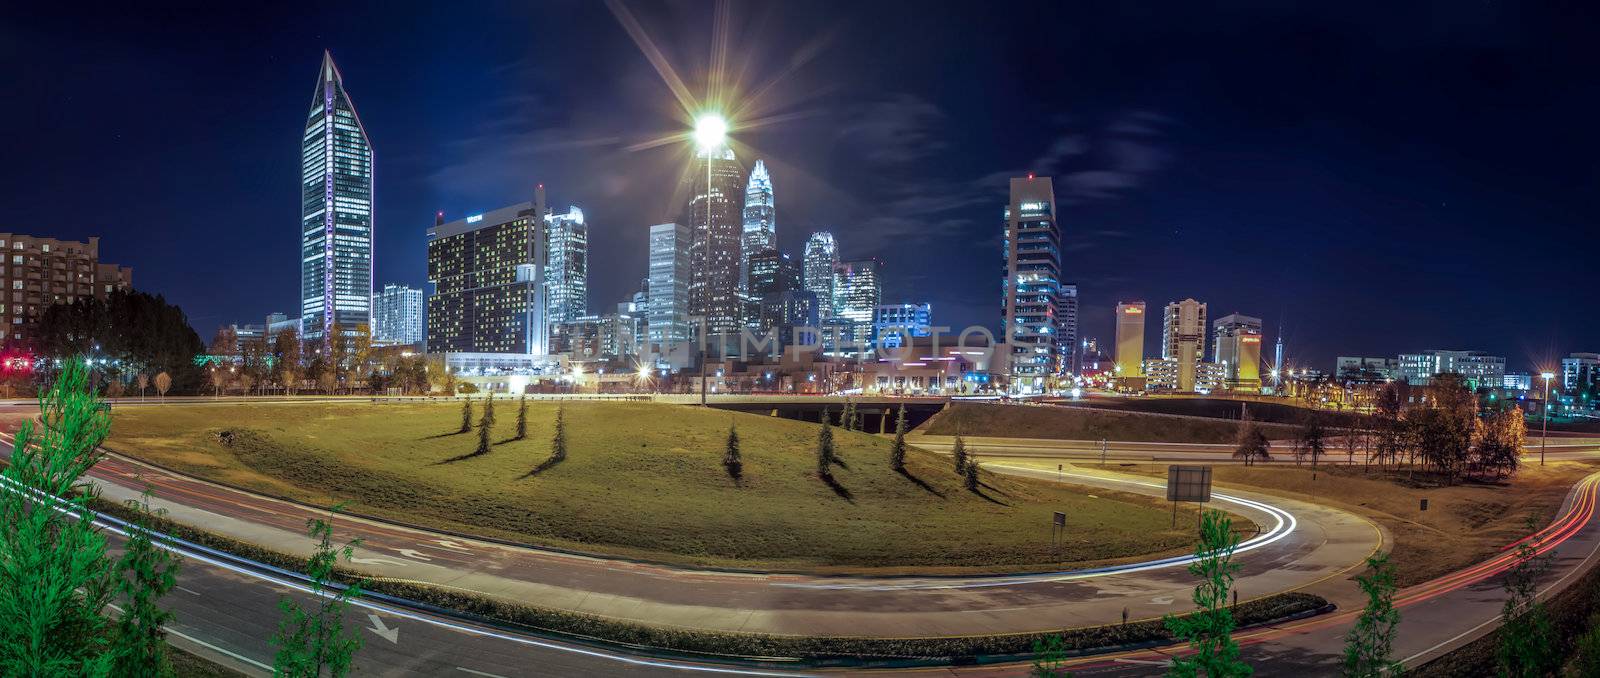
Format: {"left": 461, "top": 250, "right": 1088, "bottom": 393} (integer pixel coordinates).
{"left": 923, "top": 401, "right": 1301, "bottom": 443}
{"left": 106, "top": 400, "right": 1228, "bottom": 573}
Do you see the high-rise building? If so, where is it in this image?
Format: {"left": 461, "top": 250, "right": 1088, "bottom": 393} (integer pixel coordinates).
{"left": 1212, "top": 313, "right": 1262, "bottom": 388}
{"left": 543, "top": 206, "right": 588, "bottom": 327}
{"left": 0, "top": 234, "right": 132, "bottom": 343}
{"left": 1396, "top": 350, "right": 1507, "bottom": 389}
{"left": 1114, "top": 301, "right": 1146, "bottom": 378}
{"left": 1163, "top": 298, "right": 1208, "bottom": 392}
{"left": 372, "top": 283, "right": 424, "bottom": 346}
{"left": 1002, "top": 175, "right": 1064, "bottom": 392}
{"left": 740, "top": 160, "right": 775, "bottom": 312}
{"left": 300, "top": 51, "right": 374, "bottom": 343}
{"left": 833, "top": 259, "right": 882, "bottom": 350}
{"left": 873, "top": 303, "right": 932, "bottom": 349}
{"left": 747, "top": 248, "right": 802, "bottom": 340}
{"left": 426, "top": 201, "right": 547, "bottom": 354}
{"left": 686, "top": 146, "right": 745, "bottom": 334}
{"left": 803, "top": 232, "right": 838, "bottom": 319}
{"left": 1061, "top": 282, "right": 1079, "bottom": 374}
{"left": 1562, "top": 353, "right": 1600, "bottom": 393}
{"left": 647, "top": 222, "right": 692, "bottom": 346}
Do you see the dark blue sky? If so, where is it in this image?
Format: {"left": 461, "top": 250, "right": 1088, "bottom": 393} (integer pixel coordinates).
{"left": 3, "top": 1, "right": 1595, "bottom": 371}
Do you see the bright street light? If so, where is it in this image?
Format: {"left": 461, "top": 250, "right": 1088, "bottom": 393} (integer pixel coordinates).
{"left": 693, "top": 113, "right": 728, "bottom": 151}
{"left": 1541, "top": 371, "right": 1555, "bottom": 465}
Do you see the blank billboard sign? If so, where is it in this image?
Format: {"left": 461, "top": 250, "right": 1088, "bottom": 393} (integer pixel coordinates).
{"left": 1167, "top": 465, "right": 1213, "bottom": 502}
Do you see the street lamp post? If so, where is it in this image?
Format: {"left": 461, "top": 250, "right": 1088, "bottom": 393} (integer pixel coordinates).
{"left": 1541, "top": 371, "right": 1555, "bottom": 466}
{"left": 691, "top": 113, "right": 727, "bottom": 407}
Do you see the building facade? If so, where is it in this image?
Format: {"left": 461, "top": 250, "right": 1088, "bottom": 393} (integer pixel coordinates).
{"left": 1335, "top": 356, "right": 1399, "bottom": 383}
{"left": 1162, "top": 298, "right": 1208, "bottom": 391}
{"left": 647, "top": 222, "right": 692, "bottom": 346}
{"left": 426, "top": 202, "right": 547, "bottom": 355}
{"left": 1002, "top": 176, "right": 1065, "bottom": 392}
{"left": 1562, "top": 353, "right": 1600, "bottom": 393}
{"left": 803, "top": 232, "right": 838, "bottom": 320}
{"left": 1396, "top": 350, "right": 1507, "bottom": 389}
{"left": 1211, "top": 312, "right": 1262, "bottom": 388}
{"left": 833, "top": 259, "right": 882, "bottom": 352}
{"left": 686, "top": 146, "right": 745, "bottom": 334}
{"left": 1060, "top": 282, "right": 1079, "bottom": 375}
{"left": 740, "top": 160, "right": 775, "bottom": 315}
{"left": 543, "top": 206, "right": 588, "bottom": 327}
{"left": 300, "top": 51, "right": 374, "bottom": 343}
{"left": 372, "top": 283, "right": 424, "bottom": 346}
{"left": 0, "top": 234, "right": 132, "bottom": 344}
{"left": 873, "top": 303, "right": 932, "bottom": 349}
{"left": 1114, "top": 301, "right": 1146, "bottom": 379}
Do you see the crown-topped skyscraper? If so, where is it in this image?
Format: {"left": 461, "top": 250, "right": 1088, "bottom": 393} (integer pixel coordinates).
{"left": 300, "top": 50, "right": 374, "bottom": 343}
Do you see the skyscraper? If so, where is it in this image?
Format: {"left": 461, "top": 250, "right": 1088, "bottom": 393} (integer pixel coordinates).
{"left": 686, "top": 146, "right": 745, "bottom": 334}
{"left": 1212, "top": 313, "right": 1263, "bottom": 388}
{"left": 1163, "top": 298, "right": 1208, "bottom": 392}
{"left": 544, "top": 205, "right": 588, "bottom": 326}
{"left": 833, "top": 258, "right": 882, "bottom": 350}
{"left": 647, "top": 222, "right": 692, "bottom": 346}
{"left": 1002, "top": 175, "right": 1064, "bottom": 392}
{"left": 1114, "top": 301, "right": 1146, "bottom": 378}
{"left": 300, "top": 51, "right": 373, "bottom": 343}
{"left": 1061, "top": 282, "right": 1079, "bottom": 375}
{"left": 426, "top": 200, "right": 546, "bottom": 354}
{"left": 803, "top": 232, "right": 838, "bottom": 319}
{"left": 740, "top": 160, "right": 776, "bottom": 322}
{"left": 372, "top": 283, "right": 424, "bottom": 346}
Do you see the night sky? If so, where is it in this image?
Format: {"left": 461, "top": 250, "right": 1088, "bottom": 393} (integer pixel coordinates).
{"left": 3, "top": 2, "right": 1595, "bottom": 372}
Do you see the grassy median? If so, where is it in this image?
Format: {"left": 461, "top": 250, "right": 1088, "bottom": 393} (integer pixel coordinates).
{"left": 105, "top": 400, "right": 1248, "bottom": 573}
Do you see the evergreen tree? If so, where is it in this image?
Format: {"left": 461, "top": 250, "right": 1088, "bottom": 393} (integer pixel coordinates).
{"left": 1030, "top": 634, "right": 1069, "bottom": 677}
{"left": 724, "top": 423, "right": 743, "bottom": 482}
{"left": 110, "top": 491, "right": 182, "bottom": 678}
{"left": 890, "top": 405, "right": 908, "bottom": 473}
{"left": 459, "top": 398, "right": 473, "bottom": 434}
{"left": 482, "top": 394, "right": 496, "bottom": 427}
{"left": 817, "top": 408, "right": 836, "bottom": 478}
{"left": 1164, "top": 509, "right": 1251, "bottom": 678}
{"left": 1341, "top": 553, "right": 1401, "bottom": 677}
{"left": 952, "top": 434, "right": 969, "bottom": 475}
{"left": 551, "top": 405, "right": 568, "bottom": 463}
{"left": 841, "top": 400, "right": 856, "bottom": 431}
{"left": 271, "top": 510, "right": 366, "bottom": 678}
{"left": 964, "top": 453, "right": 980, "bottom": 491}
{"left": 515, "top": 394, "right": 528, "bottom": 440}
{"left": 0, "top": 361, "right": 116, "bottom": 676}
{"left": 474, "top": 397, "right": 493, "bottom": 457}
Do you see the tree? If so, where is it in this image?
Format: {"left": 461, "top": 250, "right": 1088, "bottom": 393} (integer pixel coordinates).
{"left": 35, "top": 290, "right": 206, "bottom": 394}
{"left": 209, "top": 367, "right": 228, "bottom": 399}
{"left": 1233, "top": 412, "right": 1271, "bottom": 466}
{"left": 273, "top": 328, "right": 303, "bottom": 395}
{"left": 0, "top": 361, "right": 116, "bottom": 676}
{"left": 1164, "top": 509, "right": 1251, "bottom": 678}
{"left": 154, "top": 371, "right": 172, "bottom": 400}
{"left": 890, "top": 405, "right": 908, "bottom": 473}
{"left": 136, "top": 373, "right": 149, "bottom": 400}
{"left": 551, "top": 405, "right": 568, "bottom": 463}
{"left": 964, "top": 452, "right": 980, "bottom": 491}
{"left": 1497, "top": 519, "right": 1555, "bottom": 676}
{"left": 271, "top": 510, "right": 366, "bottom": 678}
{"left": 459, "top": 399, "right": 473, "bottom": 434}
{"left": 840, "top": 399, "right": 856, "bottom": 432}
{"left": 1573, "top": 614, "right": 1600, "bottom": 678}
{"left": 1294, "top": 413, "right": 1326, "bottom": 475}
{"left": 1473, "top": 407, "right": 1523, "bottom": 481}
{"left": 110, "top": 491, "right": 182, "bottom": 678}
{"left": 1341, "top": 553, "right": 1401, "bottom": 677}
{"left": 952, "top": 433, "right": 969, "bottom": 475}
{"left": 1031, "top": 634, "right": 1069, "bottom": 677}
{"left": 816, "top": 408, "right": 836, "bottom": 478}
{"left": 474, "top": 397, "right": 494, "bottom": 457}
{"left": 515, "top": 395, "right": 529, "bottom": 440}
{"left": 723, "top": 423, "right": 743, "bottom": 482}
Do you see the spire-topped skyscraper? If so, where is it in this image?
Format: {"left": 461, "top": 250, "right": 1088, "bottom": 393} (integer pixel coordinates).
{"left": 739, "top": 159, "right": 775, "bottom": 326}
{"left": 300, "top": 50, "right": 374, "bottom": 343}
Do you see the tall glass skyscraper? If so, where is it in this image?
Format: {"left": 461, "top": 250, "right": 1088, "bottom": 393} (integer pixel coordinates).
{"left": 300, "top": 51, "right": 373, "bottom": 343}
{"left": 372, "top": 283, "right": 424, "bottom": 346}
{"left": 1002, "top": 175, "right": 1064, "bottom": 393}
{"left": 544, "top": 206, "right": 588, "bottom": 326}
{"left": 740, "top": 159, "right": 775, "bottom": 319}
{"left": 686, "top": 146, "right": 745, "bottom": 334}
{"left": 802, "top": 231, "right": 838, "bottom": 319}
{"left": 647, "top": 222, "right": 692, "bottom": 345}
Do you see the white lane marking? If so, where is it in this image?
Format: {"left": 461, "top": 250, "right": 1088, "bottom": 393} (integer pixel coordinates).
{"left": 177, "top": 585, "right": 203, "bottom": 596}
{"left": 1115, "top": 658, "right": 1174, "bottom": 666}
{"left": 367, "top": 613, "right": 400, "bottom": 644}
{"left": 349, "top": 556, "right": 408, "bottom": 567}
{"left": 108, "top": 602, "right": 273, "bottom": 672}
{"left": 435, "top": 539, "right": 473, "bottom": 552}
{"left": 457, "top": 669, "right": 510, "bottom": 678}
{"left": 1149, "top": 596, "right": 1174, "bottom": 605}
{"left": 397, "top": 548, "right": 434, "bottom": 562}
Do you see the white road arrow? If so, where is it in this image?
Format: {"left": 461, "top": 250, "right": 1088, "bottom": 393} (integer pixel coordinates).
{"left": 433, "top": 539, "right": 473, "bottom": 553}
{"left": 1150, "top": 595, "right": 1175, "bottom": 605}
{"left": 396, "top": 548, "right": 434, "bottom": 562}
{"left": 366, "top": 614, "right": 399, "bottom": 644}
{"left": 349, "top": 556, "right": 407, "bottom": 567}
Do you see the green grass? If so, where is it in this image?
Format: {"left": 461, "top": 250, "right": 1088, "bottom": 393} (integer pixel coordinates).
{"left": 106, "top": 401, "right": 1236, "bottom": 572}
{"left": 923, "top": 401, "right": 1301, "bottom": 443}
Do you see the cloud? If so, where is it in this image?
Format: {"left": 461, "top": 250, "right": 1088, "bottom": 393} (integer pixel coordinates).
{"left": 836, "top": 93, "right": 948, "bottom": 165}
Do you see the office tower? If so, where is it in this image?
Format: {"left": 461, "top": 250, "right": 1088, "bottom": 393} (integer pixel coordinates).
{"left": 1562, "top": 353, "right": 1600, "bottom": 393}
{"left": 0, "top": 234, "right": 132, "bottom": 343}
{"left": 544, "top": 206, "right": 588, "bottom": 326}
{"left": 803, "top": 232, "right": 838, "bottom": 319}
{"left": 1162, "top": 298, "right": 1207, "bottom": 391}
{"left": 1396, "top": 350, "right": 1507, "bottom": 389}
{"left": 1212, "top": 313, "right": 1262, "bottom": 388}
{"left": 833, "top": 259, "right": 882, "bottom": 350}
{"left": 1114, "top": 301, "right": 1146, "bottom": 378}
{"left": 1061, "top": 282, "right": 1079, "bottom": 374}
{"left": 372, "top": 283, "right": 424, "bottom": 346}
{"left": 873, "top": 303, "right": 932, "bottom": 349}
{"left": 300, "top": 51, "right": 374, "bottom": 343}
{"left": 426, "top": 200, "right": 547, "bottom": 354}
{"left": 686, "top": 145, "right": 745, "bottom": 334}
{"left": 1002, "top": 175, "right": 1064, "bottom": 391}
{"left": 647, "top": 222, "right": 692, "bottom": 345}
{"left": 740, "top": 160, "right": 775, "bottom": 302}
{"left": 747, "top": 247, "right": 803, "bottom": 337}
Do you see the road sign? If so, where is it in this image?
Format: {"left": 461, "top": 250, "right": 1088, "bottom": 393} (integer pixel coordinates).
{"left": 1166, "top": 465, "right": 1213, "bottom": 503}
{"left": 1053, "top": 511, "right": 1066, "bottom": 527}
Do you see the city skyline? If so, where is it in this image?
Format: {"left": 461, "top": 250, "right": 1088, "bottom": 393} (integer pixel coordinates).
{"left": 4, "top": 3, "right": 1597, "bottom": 371}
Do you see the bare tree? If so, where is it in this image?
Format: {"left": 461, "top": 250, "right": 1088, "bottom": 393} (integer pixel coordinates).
{"left": 154, "top": 372, "right": 171, "bottom": 400}
{"left": 136, "top": 373, "right": 149, "bottom": 401}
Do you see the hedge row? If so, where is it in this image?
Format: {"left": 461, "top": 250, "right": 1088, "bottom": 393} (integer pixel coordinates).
{"left": 92, "top": 496, "right": 1330, "bottom": 663}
